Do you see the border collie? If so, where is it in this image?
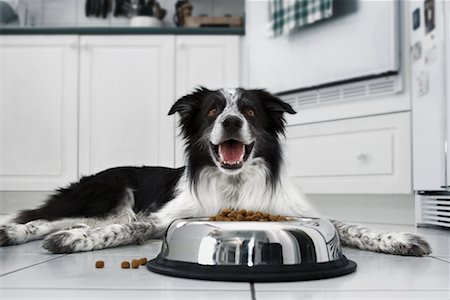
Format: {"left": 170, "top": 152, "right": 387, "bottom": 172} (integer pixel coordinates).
{"left": 0, "top": 88, "right": 431, "bottom": 256}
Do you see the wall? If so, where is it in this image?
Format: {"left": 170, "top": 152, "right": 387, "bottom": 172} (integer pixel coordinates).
{"left": 0, "top": 191, "right": 51, "bottom": 215}
{"left": 307, "top": 194, "right": 415, "bottom": 225}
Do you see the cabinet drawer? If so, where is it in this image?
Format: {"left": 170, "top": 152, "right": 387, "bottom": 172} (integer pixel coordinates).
{"left": 285, "top": 112, "right": 411, "bottom": 194}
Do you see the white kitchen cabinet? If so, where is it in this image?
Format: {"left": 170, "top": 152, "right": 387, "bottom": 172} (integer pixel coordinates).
{"left": 174, "top": 35, "right": 240, "bottom": 166}
{"left": 0, "top": 36, "right": 78, "bottom": 191}
{"left": 285, "top": 112, "right": 411, "bottom": 194}
{"left": 79, "top": 36, "right": 175, "bottom": 176}
{"left": 0, "top": 34, "right": 240, "bottom": 191}
{"left": 175, "top": 35, "right": 240, "bottom": 97}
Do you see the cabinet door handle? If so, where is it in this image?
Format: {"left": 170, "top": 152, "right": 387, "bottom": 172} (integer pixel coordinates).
{"left": 67, "top": 40, "right": 77, "bottom": 49}
{"left": 355, "top": 152, "right": 367, "bottom": 160}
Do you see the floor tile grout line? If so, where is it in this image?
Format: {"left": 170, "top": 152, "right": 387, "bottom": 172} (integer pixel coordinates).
{"left": 430, "top": 256, "right": 450, "bottom": 264}
{"left": 253, "top": 289, "right": 450, "bottom": 292}
{"left": 250, "top": 283, "right": 256, "bottom": 300}
{"left": 0, "top": 287, "right": 253, "bottom": 294}
{"left": 0, "top": 254, "right": 67, "bottom": 277}
{"left": 0, "top": 287, "right": 252, "bottom": 291}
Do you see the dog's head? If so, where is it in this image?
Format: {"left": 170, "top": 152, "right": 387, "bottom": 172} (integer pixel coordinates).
{"left": 168, "top": 87, "right": 296, "bottom": 177}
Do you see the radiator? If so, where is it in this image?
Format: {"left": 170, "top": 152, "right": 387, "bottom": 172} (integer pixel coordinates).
{"left": 416, "top": 193, "right": 450, "bottom": 228}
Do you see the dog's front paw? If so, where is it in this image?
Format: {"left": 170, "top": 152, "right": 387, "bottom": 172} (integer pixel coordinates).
{"left": 392, "top": 233, "right": 432, "bottom": 256}
{"left": 43, "top": 228, "right": 94, "bottom": 254}
{"left": 0, "top": 224, "right": 27, "bottom": 246}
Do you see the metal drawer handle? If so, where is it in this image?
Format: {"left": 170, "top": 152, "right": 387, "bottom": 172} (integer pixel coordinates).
{"left": 355, "top": 152, "right": 367, "bottom": 160}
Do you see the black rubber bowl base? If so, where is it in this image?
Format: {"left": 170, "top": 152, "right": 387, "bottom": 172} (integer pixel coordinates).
{"left": 147, "top": 255, "right": 357, "bottom": 282}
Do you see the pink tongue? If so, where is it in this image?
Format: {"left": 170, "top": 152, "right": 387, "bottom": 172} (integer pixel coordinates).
{"left": 220, "top": 142, "right": 244, "bottom": 162}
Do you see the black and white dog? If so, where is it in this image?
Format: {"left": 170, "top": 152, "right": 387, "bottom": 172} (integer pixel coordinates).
{"left": 0, "top": 88, "right": 431, "bottom": 256}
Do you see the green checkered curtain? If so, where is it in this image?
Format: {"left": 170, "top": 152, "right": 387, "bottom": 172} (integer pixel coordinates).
{"left": 269, "top": 0, "right": 333, "bottom": 37}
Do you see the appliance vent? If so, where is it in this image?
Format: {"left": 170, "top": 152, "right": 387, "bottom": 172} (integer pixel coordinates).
{"left": 279, "top": 76, "right": 401, "bottom": 109}
{"left": 368, "top": 80, "right": 396, "bottom": 95}
{"left": 319, "top": 89, "right": 340, "bottom": 103}
{"left": 297, "top": 92, "right": 318, "bottom": 106}
{"left": 343, "top": 85, "right": 366, "bottom": 99}
{"left": 418, "top": 196, "right": 450, "bottom": 228}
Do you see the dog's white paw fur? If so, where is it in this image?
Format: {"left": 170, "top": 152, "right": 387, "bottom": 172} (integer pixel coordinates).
{"left": 389, "top": 232, "right": 432, "bottom": 256}
{"left": 0, "top": 224, "right": 28, "bottom": 246}
{"left": 43, "top": 228, "right": 94, "bottom": 254}
{"left": 333, "top": 220, "right": 432, "bottom": 256}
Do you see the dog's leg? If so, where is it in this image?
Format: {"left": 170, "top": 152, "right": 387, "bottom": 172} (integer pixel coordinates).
{"left": 0, "top": 219, "right": 88, "bottom": 246}
{"left": 331, "top": 220, "right": 432, "bottom": 256}
{"left": 276, "top": 178, "right": 431, "bottom": 256}
{"left": 1, "top": 189, "right": 137, "bottom": 247}
{"left": 42, "top": 191, "right": 201, "bottom": 254}
{"left": 42, "top": 220, "right": 159, "bottom": 254}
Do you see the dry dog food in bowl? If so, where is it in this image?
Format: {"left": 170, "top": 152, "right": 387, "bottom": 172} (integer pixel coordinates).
{"left": 208, "top": 208, "right": 288, "bottom": 222}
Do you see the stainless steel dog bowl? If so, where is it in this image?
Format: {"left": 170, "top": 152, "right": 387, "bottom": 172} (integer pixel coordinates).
{"left": 148, "top": 217, "right": 357, "bottom": 282}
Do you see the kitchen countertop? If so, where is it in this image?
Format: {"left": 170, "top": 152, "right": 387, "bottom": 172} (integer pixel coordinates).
{"left": 0, "top": 26, "right": 245, "bottom": 35}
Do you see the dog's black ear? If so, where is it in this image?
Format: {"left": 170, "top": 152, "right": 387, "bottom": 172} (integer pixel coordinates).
{"left": 168, "top": 87, "right": 210, "bottom": 117}
{"left": 168, "top": 94, "right": 197, "bottom": 117}
{"left": 250, "top": 89, "right": 296, "bottom": 135}
{"left": 256, "top": 90, "right": 296, "bottom": 115}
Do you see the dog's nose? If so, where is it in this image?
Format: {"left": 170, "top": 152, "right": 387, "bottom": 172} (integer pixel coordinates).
{"left": 222, "top": 116, "right": 243, "bottom": 130}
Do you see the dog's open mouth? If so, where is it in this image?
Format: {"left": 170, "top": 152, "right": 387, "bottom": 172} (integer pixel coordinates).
{"left": 211, "top": 140, "right": 254, "bottom": 169}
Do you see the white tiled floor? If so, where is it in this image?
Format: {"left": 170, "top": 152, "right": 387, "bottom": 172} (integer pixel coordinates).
{"left": 0, "top": 219, "right": 449, "bottom": 300}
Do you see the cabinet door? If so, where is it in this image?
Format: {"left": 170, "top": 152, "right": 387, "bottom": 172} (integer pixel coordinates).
{"left": 79, "top": 36, "right": 175, "bottom": 176}
{"left": 285, "top": 112, "right": 411, "bottom": 194}
{"left": 175, "top": 35, "right": 240, "bottom": 166}
{"left": 0, "top": 36, "right": 78, "bottom": 191}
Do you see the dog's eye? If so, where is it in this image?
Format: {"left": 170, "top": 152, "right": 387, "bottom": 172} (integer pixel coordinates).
{"left": 246, "top": 109, "right": 255, "bottom": 117}
{"left": 207, "top": 108, "right": 218, "bottom": 117}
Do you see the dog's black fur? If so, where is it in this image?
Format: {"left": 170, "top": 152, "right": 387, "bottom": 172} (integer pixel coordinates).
{"left": 14, "top": 167, "right": 185, "bottom": 224}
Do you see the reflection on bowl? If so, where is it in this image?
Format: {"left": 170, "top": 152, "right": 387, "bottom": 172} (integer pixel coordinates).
{"left": 148, "top": 217, "right": 357, "bottom": 282}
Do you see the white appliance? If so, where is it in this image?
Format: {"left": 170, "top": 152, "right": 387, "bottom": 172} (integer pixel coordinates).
{"left": 411, "top": 0, "right": 450, "bottom": 228}
{"left": 245, "top": 0, "right": 400, "bottom": 94}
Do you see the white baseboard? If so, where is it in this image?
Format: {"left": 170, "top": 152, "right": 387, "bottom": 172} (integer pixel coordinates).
{"left": 307, "top": 193, "right": 415, "bottom": 225}
{"left": 0, "top": 191, "right": 415, "bottom": 225}
{"left": 0, "top": 191, "right": 51, "bottom": 215}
